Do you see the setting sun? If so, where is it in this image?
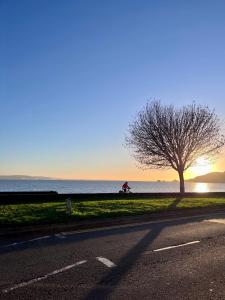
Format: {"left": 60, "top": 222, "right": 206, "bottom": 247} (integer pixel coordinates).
{"left": 188, "top": 157, "right": 213, "bottom": 178}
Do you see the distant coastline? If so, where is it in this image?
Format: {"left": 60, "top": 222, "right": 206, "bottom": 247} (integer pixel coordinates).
{"left": 1, "top": 172, "right": 225, "bottom": 183}
{"left": 188, "top": 172, "right": 225, "bottom": 183}
{"left": 0, "top": 175, "right": 173, "bottom": 182}
{"left": 0, "top": 175, "right": 58, "bottom": 180}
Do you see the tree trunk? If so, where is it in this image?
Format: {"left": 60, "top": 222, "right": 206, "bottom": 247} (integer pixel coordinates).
{"left": 178, "top": 170, "right": 185, "bottom": 194}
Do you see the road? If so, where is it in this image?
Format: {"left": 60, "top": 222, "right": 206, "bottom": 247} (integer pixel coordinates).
{"left": 1, "top": 212, "right": 225, "bottom": 299}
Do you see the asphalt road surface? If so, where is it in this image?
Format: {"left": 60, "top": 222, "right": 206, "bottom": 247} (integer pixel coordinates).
{"left": 2, "top": 212, "right": 225, "bottom": 299}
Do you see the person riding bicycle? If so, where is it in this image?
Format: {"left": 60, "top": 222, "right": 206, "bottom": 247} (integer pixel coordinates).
{"left": 122, "top": 181, "right": 131, "bottom": 193}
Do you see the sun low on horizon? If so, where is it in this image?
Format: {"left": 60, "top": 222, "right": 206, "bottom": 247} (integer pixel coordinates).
{"left": 185, "top": 157, "right": 214, "bottom": 179}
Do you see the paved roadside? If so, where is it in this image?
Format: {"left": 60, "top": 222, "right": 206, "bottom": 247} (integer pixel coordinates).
{"left": 2, "top": 211, "right": 225, "bottom": 299}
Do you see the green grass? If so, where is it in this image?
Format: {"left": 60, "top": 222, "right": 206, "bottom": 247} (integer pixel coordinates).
{"left": 1, "top": 197, "right": 225, "bottom": 226}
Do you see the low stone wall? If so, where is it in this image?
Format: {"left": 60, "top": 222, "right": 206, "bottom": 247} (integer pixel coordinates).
{"left": 0, "top": 191, "right": 59, "bottom": 204}
{"left": 1, "top": 191, "right": 225, "bottom": 204}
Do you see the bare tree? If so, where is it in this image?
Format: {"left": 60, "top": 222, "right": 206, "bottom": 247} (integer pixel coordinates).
{"left": 127, "top": 101, "right": 224, "bottom": 193}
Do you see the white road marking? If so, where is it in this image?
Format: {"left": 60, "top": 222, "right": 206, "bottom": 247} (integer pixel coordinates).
{"left": 61, "top": 211, "right": 225, "bottom": 236}
{"left": 2, "top": 260, "right": 87, "bottom": 294}
{"left": 0, "top": 242, "right": 19, "bottom": 248}
{"left": 96, "top": 256, "right": 117, "bottom": 268}
{"left": 0, "top": 235, "right": 50, "bottom": 249}
{"left": 153, "top": 240, "right": 200, "bottom": 252}
{"left": 207, "top": 219, "right": 225, "bottom": 225}
{"left": 55, "top": 233, "right": 66, "bottom": 239}
{"left": 28, "top": 236, "right": 50, "bottom": 242}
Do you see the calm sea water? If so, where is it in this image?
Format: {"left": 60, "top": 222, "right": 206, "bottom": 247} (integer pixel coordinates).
{"left": 0, "top": 180, "right": 225, "bottom": 193}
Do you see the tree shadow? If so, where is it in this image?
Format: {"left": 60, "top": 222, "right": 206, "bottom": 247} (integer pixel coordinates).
{"left": 1, "top": 197, "right": 215, "bottom": 299}
{"left": 84, "top": 224, "right": 163, "bottom": 300}
{"left": 167, "top": 197, "right": 183, "bottom": 210}
{"left": 0, "top": 197, "right": 193, "bottom": 260}
{"left": 0, "top": 220, "right": 164, "bottom": 256}
{"left": 84, "top": 197, "right": 185, "bottom": 300}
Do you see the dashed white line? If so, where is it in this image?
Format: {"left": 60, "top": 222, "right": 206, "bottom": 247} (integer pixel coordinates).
{"left": 0, "top": 233, "right": 68, "bottom": 249}
{"left": 0, "top": 235, "right": 50, "bottom": 249}
{"left": 0, "top": 242, "right": 19, "bottom": 248}
{"left": 28, "top": 236, "right": 50, "bottom": 242}
{"left": 207, "top": 219, "right": 225, "bottom": 225}
{"left": 96, "top": 256, "right": 117, "bottom": 268}
{"left": 152, "top": 240, "right": 200, "bottom": 252}
{"left": 61, "top": 211, "right": 225, "bottom": 237}
{"left": 55, "top": 233, "right": 66, "bottom": 239}
{"left": 2, "top": 260, "right": 87, "bottom": 294}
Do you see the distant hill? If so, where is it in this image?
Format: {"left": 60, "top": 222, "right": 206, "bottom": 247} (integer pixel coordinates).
{"left": 189, "top": 172, "right": 225, "bottom": 183}
{"left": 0, "top": 175, "right": 57, "bottom": 180}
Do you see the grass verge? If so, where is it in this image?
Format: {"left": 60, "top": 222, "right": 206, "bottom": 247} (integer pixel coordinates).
{"left": 1, "top": 197, "right": 225, "bottom": 226}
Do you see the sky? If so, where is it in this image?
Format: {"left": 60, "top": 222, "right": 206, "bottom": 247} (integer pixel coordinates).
{"left": 1, "top": 0, "right": 225, "bottom": 181}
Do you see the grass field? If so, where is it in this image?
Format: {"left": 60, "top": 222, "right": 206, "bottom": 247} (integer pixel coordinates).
{"left": 1, "top": 197, "right": 225, "bottom": 226}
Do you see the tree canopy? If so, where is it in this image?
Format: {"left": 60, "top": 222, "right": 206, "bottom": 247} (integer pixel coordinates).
{"left": 127, "top": 101, "right": 224, "bottom": 193}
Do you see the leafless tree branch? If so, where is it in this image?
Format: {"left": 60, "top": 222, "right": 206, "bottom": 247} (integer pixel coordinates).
{"left": 126, "top": 101, "right": 225, "bottom": 193}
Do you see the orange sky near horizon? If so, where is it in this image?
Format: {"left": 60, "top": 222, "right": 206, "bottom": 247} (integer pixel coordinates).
{"left": 50, "top": 151, "right": 225, "bottom": 181}
{"left": 2, "top": 150, "right": 224, "bottom": 182}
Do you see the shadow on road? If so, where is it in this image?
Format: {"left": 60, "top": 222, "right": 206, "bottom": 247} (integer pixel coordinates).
{"left": 84, "top": 224, "right": 163, "bottom": 300}
{"left": 0, "top": 197, "right": 216, "bottom": 260}
{"left": 1, "top": 196, "right": 223, "bottom": 299}
{"left": 83, "top": 197, "right": 185, "bottom": 300}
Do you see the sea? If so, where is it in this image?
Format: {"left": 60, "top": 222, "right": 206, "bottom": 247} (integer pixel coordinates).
{"left": 0, "top": 180, "right": 225, "bottom": 193}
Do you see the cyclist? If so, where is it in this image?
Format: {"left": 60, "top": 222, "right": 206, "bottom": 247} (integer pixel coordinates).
{"left": 122, "top": 181, "right": 131, "bottom": 193}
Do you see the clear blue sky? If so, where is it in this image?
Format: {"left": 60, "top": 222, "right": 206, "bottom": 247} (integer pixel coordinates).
{"left": 1, "top": 0, "right": 225, "bottom": 180}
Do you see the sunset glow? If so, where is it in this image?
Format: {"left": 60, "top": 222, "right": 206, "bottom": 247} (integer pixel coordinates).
{"left": 188, "top": 157, "right": 213, "bottom": 178}
{"left": 194, "top": 183, "right": 209, "bottom": 193}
